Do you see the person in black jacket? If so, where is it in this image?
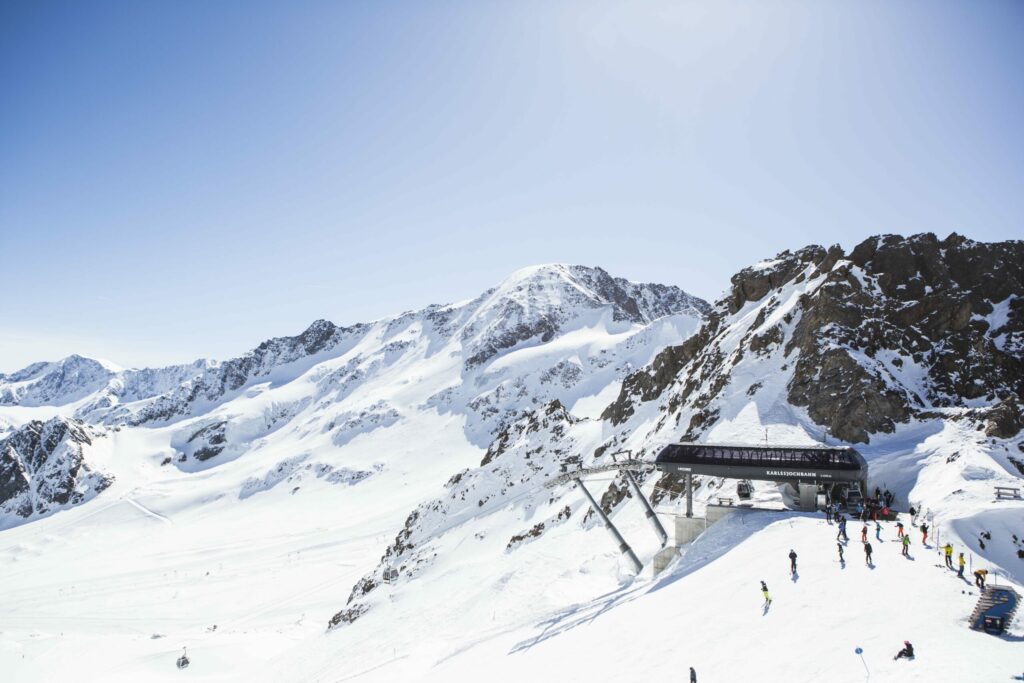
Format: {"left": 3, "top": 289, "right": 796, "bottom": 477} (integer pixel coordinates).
{"left": 893, "top": 641, "right": 914, "bottom": 660}
{"left": 864, "top": 541, "right": 873, "bottom": 566}
{"left": 690, "top": 666, "right": 697, "bottom": 683}
{"left": 789, "top": 549, "right": 798, "bottom": 574}
{"left": 837, "top": 542, "right": 844, "bottom": 563}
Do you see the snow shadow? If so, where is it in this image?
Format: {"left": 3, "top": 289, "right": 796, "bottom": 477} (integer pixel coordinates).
{"left": 509, "top": 510, "right": 802, "bottom": 654}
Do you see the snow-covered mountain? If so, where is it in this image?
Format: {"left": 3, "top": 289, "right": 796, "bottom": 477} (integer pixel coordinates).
{"left": 1, "top": 244, "right": 1021, "bottom": 683}
{"left": 0, "top": 263, "right": 707, "bottom": 525}
{"left": 324, "top": 234, "right": 1023, "bottom": 681}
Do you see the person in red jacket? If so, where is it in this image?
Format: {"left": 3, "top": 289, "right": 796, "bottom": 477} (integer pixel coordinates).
{"left": 920, "top": 523, "right": 929, "bottom": 545}
{"left": 861, "top": 524, "right": 868, "bottom": 542}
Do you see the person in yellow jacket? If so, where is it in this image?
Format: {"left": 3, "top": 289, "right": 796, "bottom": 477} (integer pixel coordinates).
{"left": 943, "top": 543, "right": 954, "bottom": 568}
{"left": 957, "top": 552, "right": 966, "bottom": 578}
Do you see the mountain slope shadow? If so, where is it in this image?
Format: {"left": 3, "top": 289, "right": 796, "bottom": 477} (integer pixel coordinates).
{"left": 509, "top": 510, "right": 804, "bottom": 654}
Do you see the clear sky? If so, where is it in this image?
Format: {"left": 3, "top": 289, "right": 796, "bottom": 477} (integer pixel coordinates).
{"left": 1, "top": 0, "right": 1021, "bottom": 371}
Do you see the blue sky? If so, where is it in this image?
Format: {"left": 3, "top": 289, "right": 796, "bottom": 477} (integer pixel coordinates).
{"left": 1, "top": 0, "right": 1021, "bottom": 371}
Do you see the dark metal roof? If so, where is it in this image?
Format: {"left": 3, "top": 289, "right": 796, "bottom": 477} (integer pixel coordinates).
{"left": 654, "top": 442, "right": 867, "bottom": 484}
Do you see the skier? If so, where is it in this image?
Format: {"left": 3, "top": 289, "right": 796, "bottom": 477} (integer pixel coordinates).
{"left": 861, "top": 524, "right": 868, "bottom": 543}
{"left": 920, "top": 522, "right": 929, "bottom": 545}
{"left": 974, "top": 569, "right": 988, "bottom": 589}
{"left": 943, "top": 543, "right": 954, "bottom": 569}
{"left": 893, "top": 640, "right": 915, "bottom": 661}
{"left": 909, "top": 505, "right": 917, "bottom": 519}
{"left": 957, "top": 553, "right": 965, "bottom": 578}
{"left": 896, "top": 521, "right": 904, "bottom": 538}
{"left": 901, "top": 534, "right": 911, "bottom": 557}
{"left": 837, "top": 542, "right": 845, "bottom": 563}
{"left": 875, "top": 521, "right": 882, "bottom": 541}
{"left": 690, "top": 667, "right": 697, "bottom": 683}
{"left": 825, "top": 504, "right": 833, "bottom": 524}
{"left": 761, "top": 580, "right": 771, "bottom": 605}
{"left": 864, "top": 541, "right": 873, "bottom": 566}
{"left": 789, "top": 549, "right": 798, "bottom": 574}
{"left": 837, "top": 516, "right": 848, "bottom": 542}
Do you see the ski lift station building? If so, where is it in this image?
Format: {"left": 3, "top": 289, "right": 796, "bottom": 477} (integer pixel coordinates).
{"left": 654, "top": 442, "right": 869, "bottom": 513}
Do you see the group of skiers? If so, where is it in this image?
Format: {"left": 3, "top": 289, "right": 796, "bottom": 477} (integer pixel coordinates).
{"left": 939, "top": 542, "right": 969, "bottom": 579}
{"left": 758, "top": 497, "right": 998, "bottom": 669}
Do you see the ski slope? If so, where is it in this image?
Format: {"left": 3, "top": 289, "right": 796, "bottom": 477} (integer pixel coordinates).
{"left": 1, "top": 422, "right": 1020, "bottom": 682}
{"left": 413, "top": 511, "right": 1020, "bottom": 683}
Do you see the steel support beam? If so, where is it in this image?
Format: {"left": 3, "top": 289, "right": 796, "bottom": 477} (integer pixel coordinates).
{"left": 622, "top": 468, "right": 668, "bottom": 547}
{"left": 575, "top": 478, "right": 643, "bottom": 574}
{"left": 686, "top": 473, "right": 694, "bottom": 518}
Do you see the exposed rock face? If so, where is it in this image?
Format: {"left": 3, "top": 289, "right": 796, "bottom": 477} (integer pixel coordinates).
{"left": 606, "top": 233, "right": 1024, "bottom": 444}
{"left": 984, "top": 399, "right": 1023, "bottom": 439}
{"left": 0, "top": 417, "right": 112, "bottom": 523}
{"left": 186, "top": 421, "right": 228, "bottom": 462}
{"left": 460, "top": 264, "right": 709, "bottom": 369}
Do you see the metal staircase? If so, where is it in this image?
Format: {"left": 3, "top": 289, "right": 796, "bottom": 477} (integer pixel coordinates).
{"left": 968, "top": 585, "right": 1020, "bottom": 635}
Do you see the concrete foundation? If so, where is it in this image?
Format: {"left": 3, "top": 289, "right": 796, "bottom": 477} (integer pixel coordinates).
{"left": 798, "top": 483, "right": 818, "bottom": 511}
{"left": 706, "top": 504, "right": 738, "bottom": 525}
{"left": 675, "top": 516, "right": 707, "bottom": 545}
{"left": 653, "top": 546, "right": 680, "bottom": 574}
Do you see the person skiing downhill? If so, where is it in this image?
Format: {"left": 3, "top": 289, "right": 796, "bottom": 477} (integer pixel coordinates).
{"left": 957, "top": 553, "right": 966, "bottom": 578}
{"left": 901, "top": 534, "right": 911, "bottom": 556}
{"left": 761, "top": 580, "right": 771, "bottom": 605}
{"left": 875, "top": 522, "right": 882, "bottom": 541}
{"left": 943, "top": 543, "right": 954, "bottom": 569}
{"left": 896, "top": 521, "right": 904, "bottom": 538}
{"left": 864, "top": 541, "right": 873, "bottom": 566}
{"left": 837, "top": 542, "right": 845, "bottom": 563}
{"left": 893, "top": 640, "right": 914, "bottom": 661}
{"left": 789, "top": 549, "right": 798, "bottom": 574}
{"left": 861, "top": 524, "right": 868, "bottom": 543}
{"left": 920, "top": 522, "right": 929, "bottom": 545}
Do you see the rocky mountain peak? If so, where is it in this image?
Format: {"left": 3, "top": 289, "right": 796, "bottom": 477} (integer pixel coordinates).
{"left": 606, "top": 233, "right": 1024, "bottom": 444}
{"left": 460, "top": 263, "right": 708, "bottom": 369}
{"left": 0, "top": 416, "right": 112, "bottom": 526}
{"left": 0, "top": 354, "right": 120, "bottom": 407}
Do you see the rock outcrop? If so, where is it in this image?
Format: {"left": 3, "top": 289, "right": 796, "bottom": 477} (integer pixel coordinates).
{"left": 607, "top": 233, "right": 1024, "bottom": 444}
{"left": 0, "top": 417, "right": 112, "bottom": 524}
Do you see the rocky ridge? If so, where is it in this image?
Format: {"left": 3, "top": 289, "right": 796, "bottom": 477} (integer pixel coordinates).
{"left": 0, "top": 417, "right": 112, "bottom": 525}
